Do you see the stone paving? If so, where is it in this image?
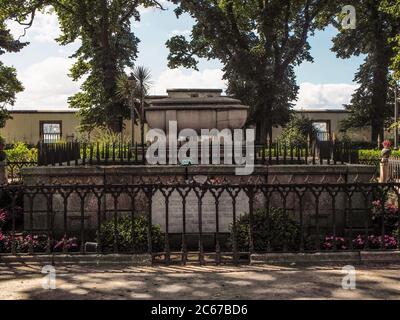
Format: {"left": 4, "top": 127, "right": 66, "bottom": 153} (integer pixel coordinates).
{"left": 1, "top": 263, "right": 400, "bottom": 300}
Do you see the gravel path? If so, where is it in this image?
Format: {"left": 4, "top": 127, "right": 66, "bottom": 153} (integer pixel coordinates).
{"left": 1, "top": 263, "right": 399, "bottom": 300}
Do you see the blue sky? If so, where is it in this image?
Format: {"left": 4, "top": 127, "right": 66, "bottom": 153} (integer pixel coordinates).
{"left": 3, "top": 3, "right": 364, "bottom": 110}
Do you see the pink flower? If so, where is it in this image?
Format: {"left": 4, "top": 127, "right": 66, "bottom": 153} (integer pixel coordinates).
{"left": 0, "top": 209, "right": 7, "bottom": 223}
{"left": 383, "top": 140, "right": 392, "bottom": 149}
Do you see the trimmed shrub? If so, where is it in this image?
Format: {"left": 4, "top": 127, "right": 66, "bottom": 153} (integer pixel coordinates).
{"left": 233, "top": 208, "right": 300, "bottom": 252}
{"left": 99, "top": 215, "right": 163, "bottom": 253}
{"left": 280, "top": 115, "right": 317, "bottom": 148}
{"left": 5, "top": 142, "right": 37, "bottom": 162}
{"left": 359, "top": 149, "right": 400, "bottom": 161}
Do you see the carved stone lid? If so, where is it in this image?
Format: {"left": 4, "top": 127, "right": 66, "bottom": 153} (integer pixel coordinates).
{"left": 148, "top": 88, "right": 248, "bottom": 110}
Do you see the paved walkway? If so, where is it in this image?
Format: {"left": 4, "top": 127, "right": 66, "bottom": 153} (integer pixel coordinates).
{"left": 0, "top": 263, "right": 400, "bottom": 300}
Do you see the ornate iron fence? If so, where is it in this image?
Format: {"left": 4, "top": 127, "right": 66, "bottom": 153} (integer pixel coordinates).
{"left": 6, "top": 162, "right": 37, "bottom": 184}
{"left": 38, "top": 142, "right": 81, "bottom": 166}
{"left": 0, "top": 179, "right": 399, "bottom": 264}
{"left": 389, "top": 157, "right": 400, "bottom": 181}
{"left": 37, "top": 139, "right": 359, "bottom": 167}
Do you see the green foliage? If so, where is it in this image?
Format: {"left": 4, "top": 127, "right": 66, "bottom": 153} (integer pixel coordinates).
{"left": 77, "top": 127, "right": 129, "bottom": 145}
{"left": 323, "top": 0, "right": 400, "bottom": 142}
{"left": 358, "top": 149, "right": 400, "bottom": 168}
{"left": 5, "top": 142, "right": 37, "bottom": 162}
{"left": 167, "top": 0, "right": 330, "bottom": 141}
{"left": 233, "top": 208, "right": 300, "bottom": 252}
{"left": 53, "top": 1, "right": 162, "bottom": 131}
{"left": 99, "top": 215, "right": 164, "bottom": 253}
{"left": 380, "top": 0, "right": 400, "bottom": 80}
{"left": 116, "top": 65, "right": 152, "bottom": 143}
{"left": 0, "top": 20, "right": 26, "bottom": 127}
{"left": 1, "top": 1, "right": 162, "bottom": 132}
{"left": 280, "top": 115, "right": 316, "bottom": 147}
{"left": 358, "top": 149, "right": 381, "bottom": 161}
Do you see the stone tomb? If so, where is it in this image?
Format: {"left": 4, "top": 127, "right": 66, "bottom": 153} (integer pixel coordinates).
{"left": 21, "top": 165, "right": 376, "bottom": 235}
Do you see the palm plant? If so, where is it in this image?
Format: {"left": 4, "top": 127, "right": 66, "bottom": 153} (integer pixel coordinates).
{"left": 117, "top": 66, "right": 152, "bottom": 147}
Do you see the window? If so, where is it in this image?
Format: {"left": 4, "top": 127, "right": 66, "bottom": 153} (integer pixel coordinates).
{"left": 312, "top": 121, "right": 331, "bottom": 141}
{"left": 40, "top": 121, "right": 62, "bottom": 143}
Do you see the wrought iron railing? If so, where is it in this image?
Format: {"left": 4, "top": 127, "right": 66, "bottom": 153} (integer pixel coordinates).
{"left": 389, "top": 157, "right": 400, "bottom": 181}
{"left": 0, "top": 179, "right": 398, "bottom": 264}
{"left": 36, "top": 140, "right": 360, "bottom": 167}
{"left": 37, "top": 141, "right": 81, "bottom": 166}
{"left": 5, "top": 162, "right": 37, "bottom": 184}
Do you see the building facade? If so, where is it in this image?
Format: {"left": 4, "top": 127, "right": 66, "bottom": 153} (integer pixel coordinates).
{"left": 271, "top": 109, "right": 372, "bottom": 142}
{"left": 0, "top": 108, "right": 373, "bottom": 145}
{"left": 0, "top": 110, "right": 144, "bottom": 145}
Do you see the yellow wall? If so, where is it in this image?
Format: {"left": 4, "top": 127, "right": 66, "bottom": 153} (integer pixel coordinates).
{"left": 0, "top": 109, "right": 376, "bottom": 145}
{"left": 271, "top": 110, "right": 372, "bottom": 142}
{"left": 0, "top": 111, "right": 80, "bottom": 145}
{"left": 0, "top": 111, "right": 145, "bottom": 145}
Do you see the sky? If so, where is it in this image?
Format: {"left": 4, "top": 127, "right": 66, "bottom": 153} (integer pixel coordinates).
{"left": 2, "top": 2, "right": 365, "bottom": 111}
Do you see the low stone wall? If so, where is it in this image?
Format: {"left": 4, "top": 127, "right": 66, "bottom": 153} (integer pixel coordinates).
{"left": 21, "top": 164, "right": 376, "bottom": 235}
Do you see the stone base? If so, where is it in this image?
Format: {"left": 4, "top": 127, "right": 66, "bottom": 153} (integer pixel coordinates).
{"left": 0, "top": 254, "right": 152, "bottom": 265}
{"left": 250, "top": 251, "right": 400, "bottom": 265}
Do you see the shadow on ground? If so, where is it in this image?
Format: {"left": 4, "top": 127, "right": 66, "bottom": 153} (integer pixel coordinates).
{"left": 1, "top": 263, "right": 400, "bottom": 300}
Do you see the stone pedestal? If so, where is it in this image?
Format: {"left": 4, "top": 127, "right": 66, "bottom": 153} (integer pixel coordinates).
{"left": 380, "top": 159, "right": 389, "bottom": 183}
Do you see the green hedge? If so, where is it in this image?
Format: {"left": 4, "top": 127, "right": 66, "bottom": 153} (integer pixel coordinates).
{"left": 232, "top": 208, "right": 300, "bottom": 252}
{"left": 99, "top": 215, "right": 164, "bottom": 253}
{"left": 359, "top": 149, "right": 400, "bottom": 160}
{"left": 5, "top": 142, "right": 38, "bottom": 162}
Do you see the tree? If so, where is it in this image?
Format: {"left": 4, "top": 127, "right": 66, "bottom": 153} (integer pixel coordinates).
{"left": 1, "top": 0, "right": 163, "bottom": 133}
{"left": 54, "top": 0, "right": 162, "bottom": 133}
{"left": 167, "top": 0, "right": 330, "bottom": 143}
{"left": 117, "top": 65, "right": 152, "bottom": 144}
{"left": 381, "top": 0, "right": 400, "bottom": 80}
{"left": 0, "top": 20, "right": 27, "bottom": 128}
{"left": 325, "top": 0, "right": 400, "bottom": 142}
{"left": 280, "top": 115, "right": 317, "bottom": 147}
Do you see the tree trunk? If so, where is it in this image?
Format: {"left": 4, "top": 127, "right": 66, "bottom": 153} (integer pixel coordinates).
{"left": 108, "top": 117, "right": 123, "bottom": 133}
{"left": 371, "top": 123, "right": 384, "bottom": 146}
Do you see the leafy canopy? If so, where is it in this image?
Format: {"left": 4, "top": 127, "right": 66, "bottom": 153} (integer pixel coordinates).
{"left": 280, "top": 115, "right": 317, "bottom": 147}
{"left": 380, "top": 0, "right": 400, "bottom": 80}
{"left": 322, "top": 0, "right": 400, "bottom": 142}
{"left": 0, "top": 15, "right": 27, "bottom": 128}
{"left": 1, "top": 0, "right": 163, "bottom": 132}
{"left": 167, "top": 0, "right": 330, "bottom": 142}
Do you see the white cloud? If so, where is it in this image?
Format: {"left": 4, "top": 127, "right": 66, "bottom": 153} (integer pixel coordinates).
{"left": 7, "top": 11, "right": 60, "bottom": 44}
{"left": 11, "top": 57, "right": 80, "bottom": 110}
{"left": 295, "top": 82, "right": 357, "bottom": 110}
{"left": 152, "top": 68, "right": 227, "bottom": 95}
{"left": 9, "top": 58, "right": 357, "bottom": 111}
